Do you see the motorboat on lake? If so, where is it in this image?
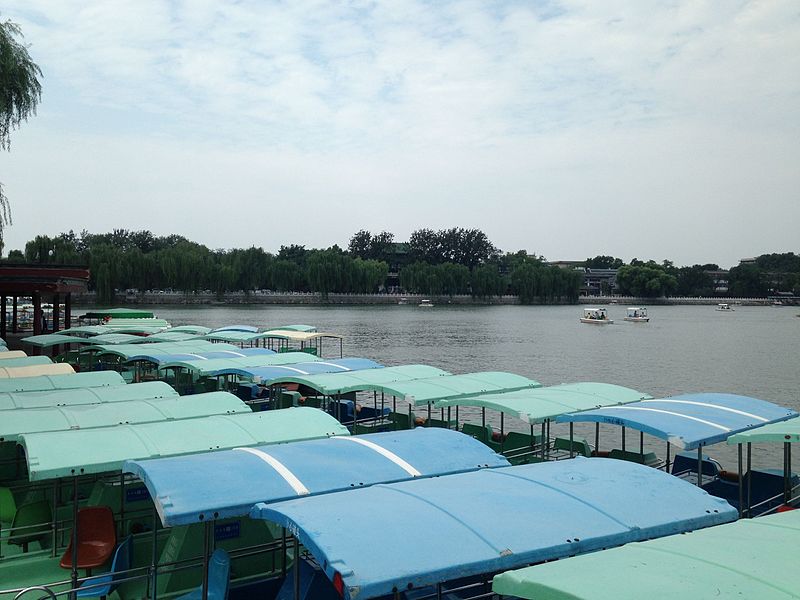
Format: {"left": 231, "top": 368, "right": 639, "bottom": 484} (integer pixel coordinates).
{"left": 716, "top": 303, "right": 734, "bottom": 311}
{"left": 418, "top": 299, "right": 434, "bottom": 308}
{"left": 580, "top": 307, "right": 613, "bottom": 324}
{"left": 623, "top": 307, "right": 649, "bottom": 322}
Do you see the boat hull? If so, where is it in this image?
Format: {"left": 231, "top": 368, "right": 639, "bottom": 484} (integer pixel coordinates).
{"left": 580, "top": 318, "right": 613, "bottom": 324}
{"left": 623, "top": 317, "right": 649, "bottom": 322}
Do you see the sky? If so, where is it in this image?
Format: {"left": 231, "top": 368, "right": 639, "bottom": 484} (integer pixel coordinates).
{"left": 1, "top": 1, "right": 798, "bottom": 269}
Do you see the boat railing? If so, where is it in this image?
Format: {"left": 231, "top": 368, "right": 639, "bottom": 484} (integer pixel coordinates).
{"left": 1, "top": 533, "right": 290, "bottom": 598}
{"left": 745, "top": 480, "right": 800, "bottom": 518}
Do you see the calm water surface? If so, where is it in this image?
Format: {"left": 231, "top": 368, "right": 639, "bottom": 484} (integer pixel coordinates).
{"left": 86, "top": 303, "right": 800, "bottom": 468}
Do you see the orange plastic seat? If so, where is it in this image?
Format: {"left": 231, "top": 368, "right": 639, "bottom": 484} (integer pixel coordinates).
{"left": 60, "top": 506, "right": 117, "bottom": 570}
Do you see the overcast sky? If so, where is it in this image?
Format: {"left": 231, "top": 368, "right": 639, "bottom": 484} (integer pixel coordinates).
{"left": 2, "top": 1, "right": 798, "bottom": 269}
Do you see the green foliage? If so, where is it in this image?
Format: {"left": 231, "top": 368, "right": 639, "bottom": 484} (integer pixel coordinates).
{"left": 675, "top": 265, "right": 716, "bottom": 296}
{"left": 585, "top": 255, "right": 624, "bottom": 269}
{"left": 0, "top": 18, "right": 42, "bottom": 244}
{"left": 470, "top": 264, "right": 506, "bottom": 298}
{"left": 615, "top": 264, "right": 678, "bottom": 297}
{"left": 408, "top": 227, "right": 498, "bottom": 269}
{"left": 510, "top": 260, "right": 582, "bottom": 304}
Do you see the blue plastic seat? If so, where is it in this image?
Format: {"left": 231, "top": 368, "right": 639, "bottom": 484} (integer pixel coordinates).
{"left": 77, "top": 535, "right": 133, "bottom": 599}
{"left": 176, "top": 548, "right": 231, "bottom": 600}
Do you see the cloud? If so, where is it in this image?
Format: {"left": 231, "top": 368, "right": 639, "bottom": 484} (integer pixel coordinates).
{"left": 1, "top": 0, "right": 798, "bottom": 267}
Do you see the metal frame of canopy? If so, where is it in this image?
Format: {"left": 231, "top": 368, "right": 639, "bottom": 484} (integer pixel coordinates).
{"left": 250, "top": 457, "right": 737, "bottom": 600}
{"left": 257, "top": 330, "right": 343, "bottom": 359}
{"left": 727, "top": 416, "right": 800, "bottom": 517}
{"left": 263, "top": 365, "right": 453, "bottom": 428}
{"left": 558, "top": 392, "right": 798, "bottom": 489}
{"left": 432, "top": 382, "right": 651, "bottom": 463}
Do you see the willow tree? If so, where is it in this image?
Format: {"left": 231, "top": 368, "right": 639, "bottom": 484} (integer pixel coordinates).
{"left": 0, "top": 18, "right": 42, "bottom": 248}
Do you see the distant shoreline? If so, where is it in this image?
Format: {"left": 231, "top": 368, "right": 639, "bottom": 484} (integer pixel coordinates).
{"left": 71, "top": 292, "right": 791, "bottom": 307}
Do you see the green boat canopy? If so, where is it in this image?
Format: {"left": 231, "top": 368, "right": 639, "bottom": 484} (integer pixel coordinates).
{"left": 0, "top": 371, "right": 125, "bottom": 393}
{"left": 492, "top": 510, "right": 800, "bottom": 600}
{"left": 0, "top": 380, "right": 178, "bottom": 411}
{"left": 374, "top": 372, "right": 541, "bottom": 406}
{"left": 204, "top": 331, "right": 273, "bottom": 344}
{"left": 59, "top": 325, "right": 115, "bottom": 336}
{"left": 0, "top": 355, "right": 52, "bottom": 368}
{"left": 20, "top": 333, "right": 86, "bottom": 348}
{"left": 85, "top": 333, "right": 148, "bottom": 345}
{"left": 105, "top": 318, "right": 170, "bottom": 329}
{"left": 20, "top": 407, "right": 350, "bottom": 481}
{"left": 167, "top": 325, "right": 212, "bottom": 335}
{"left": 265, "top": 324, "right": 317, "bottom": 332}
{"left": 80, "top": 308, "right": 155, "bottom": 319}
{"left": 140, "top": 331, "right": 204, "bottom": 343}
{"left": 0, "top": 363, "right": 74, "bottom": 379}
{"left": 261, "top": 330, "right": 342, "bottom": 342}
{"left": 728, "top": 415, "right": 800, "bottom": 444}
{"left": 87, "top": 341, "right": 237, "bottom": 361}
{"left": 0, "top": 392, "right": 249, "bottom": 441}
{"left": 268, "top": 364, "right": 451, "bottom": 396}
{"left": 157, "top": 352, "right": 323, "bottom": 376}
{"left": 434, "top": 382, "right": 652, "bottom": 423}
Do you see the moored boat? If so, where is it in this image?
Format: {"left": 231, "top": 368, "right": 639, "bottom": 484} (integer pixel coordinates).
{"left": 418, "top": 299, "right": 434, "bottom": 308}
{"left": 716, "top": 302, "right": 734, "bottom": 311}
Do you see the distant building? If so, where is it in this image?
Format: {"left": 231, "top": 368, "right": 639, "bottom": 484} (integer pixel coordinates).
{"left": 582, "top": 268, "right": 618, "bottom": 296}
{"left": 704, "top": 270, "right": 729, "bottom": 294}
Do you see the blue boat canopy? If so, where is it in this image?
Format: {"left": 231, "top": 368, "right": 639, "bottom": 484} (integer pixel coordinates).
{"left": 252, "top": 458, "right": 736, "bottom": 600}
{"left": 125, "top": 348, "right": 275, "bottom": 364}
{"left": 557, "top": 392, "right": 798, "bottom": 450}
{"left": 125, "top": 428, "right": 508, "bottom": 526}
{"left": 224, "top": 358, "right": 383, "bottom": 381}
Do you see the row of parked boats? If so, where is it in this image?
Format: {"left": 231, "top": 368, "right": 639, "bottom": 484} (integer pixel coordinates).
{"left": 0, "top": 313, "right": 798, "bottom": 599}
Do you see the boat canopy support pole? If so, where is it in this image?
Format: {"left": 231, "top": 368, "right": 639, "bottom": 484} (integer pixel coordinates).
{"left": 500, "top": 412, "right": 505, "bottom": 453}
{"left": 784, "top": 442, "right": 792, "bottom": 504}
{"left": 621, "top": 426, "right": 626, "bottom": 452}
{"left": 70, "top": 476, "right": 79, "bottom": 600}
{"left": 150, "top": 505, "right": 159, "bottom": 599}
{"left": 481, "top": 407, "right": 486, "bottom": 429}
{"left": 201, "top": 521, "right": 210, "bottom": 600}
{"left": 666, "top": 442, "right": 671, "bottom": 473}
{"left": 51, "top": 480, "right": 58, "bottom": 558}
{"left": 595, "top": 423, "right": 600, "bottom": 454}
{"left": 747, "top": 442, "right": 752, "bottom": 517}
{"left": 0, "top": 295, "right": 6, "bottom": 340}
{"left": 293, "top": 536, "right": 301, "bottom": 600}
{"left": 541, "top": 422, "right": 546, "bottom": 460}
{"left": 737, "top": 443, "right": 744, "bottom": 518}
{"left": 569, "top": 423, "right": 574, "bottom": 459}
{"left": 12, "top": 296, "right": 18, "bottom": 333}
{"left": 639, "top": 431, "right": 644, "bottom": 459}
{"left": 697, "top": 447, "right": 703, "bottom": 487}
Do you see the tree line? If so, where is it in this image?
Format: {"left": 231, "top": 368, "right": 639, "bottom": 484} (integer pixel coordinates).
{"left": 4, "top": 230, "right": 796, "bottom": 302}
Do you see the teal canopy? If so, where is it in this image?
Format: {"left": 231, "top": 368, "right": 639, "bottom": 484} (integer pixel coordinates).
{"left": 157, "top": 352, "right": 323, "bottom": 376}
{"left": 0, "top": 392, "right": 249, "bottom": 441}
{"left": 0, "top": 371, "right": 125, "bottom": 393}
{"left": 728, "top": 415, "right": 800, "bottom": 444}
{"left": 87, "top": 340, "right": 237, "bottom": 361}
{"left": 375, "top": 371, "right": 540, "bottom": 406}
{"left": 492, "top": 510, "right": 800, "bottom": 600}
{"left": 267, "top": 364, "right": 451, "bottom": 396}
{"left": 435, "top": 382, "right": 652, "bottom": 423}
{"left": 20, "top": 407, "right": 350, "bottom": 481}
{"left": 0, "top": 380, "right": 178, "bottom": 411}
{"left": 20, "top": 334, "right": 85, "bottom": 348}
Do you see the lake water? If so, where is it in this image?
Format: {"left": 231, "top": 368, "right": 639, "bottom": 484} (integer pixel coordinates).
{"left": 83, "top": 303, "right": 800, "bottom": 469}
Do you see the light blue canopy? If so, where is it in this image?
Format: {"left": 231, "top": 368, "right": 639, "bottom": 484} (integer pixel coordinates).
{"left": 125, "top": 428, "right": 508, "bottom": 526}
{"left": 557, "top": 392, "right": 798, "bottom": 450}
{"left": 252, "top": 457, "right": 736, "bottom": 600}
{"left": 125, "top": 348, "right": 275, "bottom": 365}
{"left": 221, "top": 358, "right": 383, "bottom": 381}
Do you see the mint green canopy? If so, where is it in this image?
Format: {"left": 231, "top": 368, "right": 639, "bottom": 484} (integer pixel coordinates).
{"left": 85, "top": 333, "right": 148, "bottom": 345}
{"left": 375, "top": 372, "right": 540, "bottom": 406}
{"left": 0, "top": 380, "right": 178, "bottom": 411}
{"left": 140, "top": 331, "right": 204, "bottom": 343}
{"left": 492, "top": 510, "right": 800, "bottom": 600}
{"left": 269, "top": 365, "right": 451, "bottom": 396}
{"left": 157, "top": 352, "right": 322, "bottom": 376}
{"left": 87, "top": 340, "right": 237, "bottom": 361}
{"left": 205, "top": 331, "right": 272, "bottom": 344}
{"left": 58, "top": 325, "right": 114, "bottom": 336}
{"left": 434, "top": 382, "right": 652, "bottom": 423}
{"left": 0, "top": 371, "right": 125, "bottom": 393}
{"left": 168, "top": 325, "right": 212, "bottom": 335}
{"left": 0, "top": 355, "right": 52, "bottom": 367}
{"left": 20, "top": 333, "right": 86, "bottom": 348}
{"left": 20, "top": 407, "right": 350, "bottom": 481}
{"left": 265, "top": 324, "right": 317, "bottom": 332}
{"left": 728, "top": 415, "right": 800, "bottom": 444}
{"left": 0, "top": 392, "right": 249, "bottom": 441}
